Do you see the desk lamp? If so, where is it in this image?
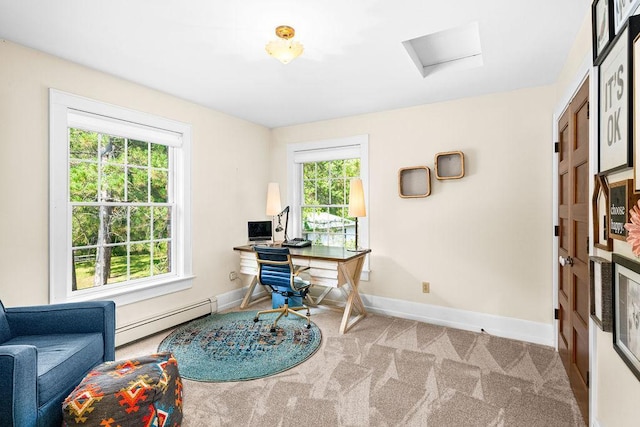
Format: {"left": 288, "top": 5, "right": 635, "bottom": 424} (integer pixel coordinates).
{"left": 266, "top": 182, "right": 290, "bottom": 242}
{"left": 348, "top": 178, "right": 366, "bottom": 251}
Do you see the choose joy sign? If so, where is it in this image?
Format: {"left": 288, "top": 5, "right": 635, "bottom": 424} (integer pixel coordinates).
{"left": 600, "top": 28, "right": 629, "bottom": 172}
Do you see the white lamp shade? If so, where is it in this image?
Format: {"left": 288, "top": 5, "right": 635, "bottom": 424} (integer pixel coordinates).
{"left": 266, "top": 182, "right": 282, "bottom": 216}
{"left": 348, "top": 178, "right": 366, "bottom": 217}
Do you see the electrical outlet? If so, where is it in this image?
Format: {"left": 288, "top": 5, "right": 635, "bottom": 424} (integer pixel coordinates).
{"left": 422, "top": 282, "right": 430, "bottom": 293}
{"left": 229, "top": 271, "right": 238, "bottom": 281}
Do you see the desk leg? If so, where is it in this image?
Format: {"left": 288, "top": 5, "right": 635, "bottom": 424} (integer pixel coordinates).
{"left": 240, "top": 276, "right": 271, "bottom": 309}
{"left": 338, "top": 255, "right": 367, "bottom": 334}
{"left": 306, "top": 286, "right": 333, "bottom": 306}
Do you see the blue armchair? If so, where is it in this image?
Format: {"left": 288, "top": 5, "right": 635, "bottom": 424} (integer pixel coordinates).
{"left": 0, "top": 300, "right": 115, "bottom": 427}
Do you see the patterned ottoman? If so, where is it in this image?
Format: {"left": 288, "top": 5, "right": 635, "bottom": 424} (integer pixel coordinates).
{"left": 62, "top": 352, "right": 183, "bottom": 426}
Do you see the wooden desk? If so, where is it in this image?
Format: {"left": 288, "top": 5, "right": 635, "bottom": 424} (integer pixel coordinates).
{"left": 233, "top": 245, "right": 371, "bottom": 334}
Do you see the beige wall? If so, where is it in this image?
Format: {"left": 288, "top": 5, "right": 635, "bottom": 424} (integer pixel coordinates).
{"left": 0, "top": 40, "right": 271, "bottom": 327}
{"left": 271, "top": 85, "right": 556, "bottom": 323}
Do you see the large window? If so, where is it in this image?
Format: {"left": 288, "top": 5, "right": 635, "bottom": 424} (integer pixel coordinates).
{"left": 288, "top": 135, "right": 369, "bottom": 256}
{"left": 69, "top": 129, "right": 173, "bottom": 289}
{"left": 50, "top": 90, "right": 193, "bottom": 305}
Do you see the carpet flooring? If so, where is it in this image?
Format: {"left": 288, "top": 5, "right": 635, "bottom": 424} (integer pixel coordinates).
{"left": 117, "top": 305, "right": 585, "bottom": 426}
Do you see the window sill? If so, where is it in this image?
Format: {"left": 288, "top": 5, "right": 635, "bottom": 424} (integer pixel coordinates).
{"left": 53, "top": 274, "right": 195, "bottom": 307}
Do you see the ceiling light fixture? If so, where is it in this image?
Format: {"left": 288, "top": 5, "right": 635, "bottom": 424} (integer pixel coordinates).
{"left": 265, "top": 25, "right": 304, "bottom": 64}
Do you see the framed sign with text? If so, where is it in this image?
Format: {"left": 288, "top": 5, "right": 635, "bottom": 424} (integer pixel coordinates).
{"left": 609, "top": 179, "right": 635, "bottom": 240}
{"left": 633, "top": 17, "right": 640, "bottom": 191}
{"left": 598, "top": 18, "right": 640, "bottom": 174}
{"left": 614, "top": 0, "right": 640, "bottom": 34}
{"left": 599, "top": 25, "right": 632, "bottom": 173}
{"left": 593, "top": 0, "right": 614, "bottom": 62}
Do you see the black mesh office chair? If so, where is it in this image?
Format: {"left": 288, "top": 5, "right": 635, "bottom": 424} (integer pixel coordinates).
{"left": 252, "top": 246, "right": 311, "bottom": 331}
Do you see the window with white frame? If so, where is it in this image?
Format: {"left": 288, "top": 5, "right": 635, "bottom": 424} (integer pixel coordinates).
{"left": 287, "top": 135, "right": 369, "bottom": 253}
{"left": 301, "top": 158, "right": 361, "bottom": 248}
{"left": 50, "top": 90, "right": 193, "bottom": 305}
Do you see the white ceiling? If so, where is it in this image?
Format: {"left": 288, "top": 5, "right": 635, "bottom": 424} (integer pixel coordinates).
{"left": 0, "top": 0, "right": 589, "bottom": 128}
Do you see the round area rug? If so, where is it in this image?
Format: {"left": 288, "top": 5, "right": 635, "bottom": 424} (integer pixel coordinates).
{"left": 158, "top": 310, "right": 321, "bottom": 382}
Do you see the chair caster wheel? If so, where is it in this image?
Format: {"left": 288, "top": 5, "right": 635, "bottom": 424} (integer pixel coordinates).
{"left": 306, "top": 324, "right": 311, "bottom": 329}
{"left": 270, "top": 328, "right": 276, "bottom": 333}
{"left": 253, "top": 317, "right": 259, "bottom": 323}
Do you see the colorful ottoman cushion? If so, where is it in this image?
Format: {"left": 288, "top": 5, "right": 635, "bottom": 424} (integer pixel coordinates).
{"left": 62, "top": 352, "right": 183, "bottom": 426}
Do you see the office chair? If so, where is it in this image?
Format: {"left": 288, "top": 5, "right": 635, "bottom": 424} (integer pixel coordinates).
{"left": 252, "top": 246, "right": 312, "bottom": 331}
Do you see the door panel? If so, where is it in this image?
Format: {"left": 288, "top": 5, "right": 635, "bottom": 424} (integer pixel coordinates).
{"left": 556, "top": 78, "right": 589, "bottom": 423}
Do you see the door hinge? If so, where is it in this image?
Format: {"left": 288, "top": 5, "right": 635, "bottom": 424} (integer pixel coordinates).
{"left": 554, "top": 308, "right": 559, "bottom": 320}
{"left": 554, "top": 141, "right": 560, "bottom": 153}
{"left": 587, "top": 236, "right": 590, "bottom": 252}
{"left": 587, "top": 102, "right": 590, "bottom": 119}
{"left": 554, "top": 225, "right": 560, "bottom": 237}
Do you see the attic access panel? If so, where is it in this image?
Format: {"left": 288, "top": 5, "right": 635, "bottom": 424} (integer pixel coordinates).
{"left": 403, "top": 21, "right": 483, "bottom": 78}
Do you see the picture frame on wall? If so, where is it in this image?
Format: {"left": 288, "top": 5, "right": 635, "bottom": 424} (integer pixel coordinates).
{"left": 590, "top": 256, "right": 613, "bottom": 332}
{"left": 609, "top": 179, "right": 635, "bottom": 240}
{"left": 598, "top": 24, "right": 633, "bottom": 173}
{"left": 593, "top": 0, "right": 614, "bottom": 61}
{"left": 633, "top": 24, "right": 640, "bottom": 192}
{"left": 598, "top": 24, "right": 632, "bottom": 173}
{"left": 612, "top": 253, "right": 640, "bottom": 381}
{"left": 593, "top": 174, "right": 614, "bottom": 250}
{"left": 613, "top": 0, "right": 640, "bottom": 35}
{"left": 598, "top": 17, "right": 640, "bottom": 174}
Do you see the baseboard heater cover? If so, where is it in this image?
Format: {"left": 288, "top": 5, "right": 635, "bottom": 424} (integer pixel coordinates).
{"left": 115, "top": 297, "right": 216, "bottom": 346}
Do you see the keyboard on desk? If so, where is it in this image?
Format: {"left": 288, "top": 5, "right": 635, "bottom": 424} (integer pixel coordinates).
{"left": 282, "top": 239, "right": 312, "bottom": 248}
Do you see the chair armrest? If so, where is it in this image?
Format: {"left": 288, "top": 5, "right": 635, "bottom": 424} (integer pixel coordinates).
{"left": 6, "top": 301, "right": 115, "bottom": 361}
{"left": 0, "top": 345, "right": 38, "bottom": 426}
{"left": 293, "top": 265, "right": 310, "bottom": 275}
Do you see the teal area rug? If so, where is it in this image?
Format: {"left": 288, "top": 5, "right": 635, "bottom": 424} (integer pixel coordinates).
{"left": 158, "top": 310, "right": 321, "bottom": 382}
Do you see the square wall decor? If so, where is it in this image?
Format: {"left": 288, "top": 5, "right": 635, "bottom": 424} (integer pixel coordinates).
{"left": 398, "top": 166, "right": 431, "bottom": 198}
{"left": 435, "top": 151, "right": 465, "bottom": 180}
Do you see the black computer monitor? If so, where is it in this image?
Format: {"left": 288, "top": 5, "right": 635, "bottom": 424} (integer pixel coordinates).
{"left": 247, "top": 220, "right": 273, "bottom": 242}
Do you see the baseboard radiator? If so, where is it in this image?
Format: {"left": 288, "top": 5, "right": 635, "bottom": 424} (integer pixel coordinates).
{"left": 115, "top": 297, "right": 217, "bottom": 347}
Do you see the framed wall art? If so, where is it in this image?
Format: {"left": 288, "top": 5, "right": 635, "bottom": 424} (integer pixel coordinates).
{"left": 598, "top": 22, "right": 633, "bottom": 173}
{"left": 612, "top": 253, "right": 640, "bottom": 381}
{"left": 613, "top": 0, "right": 640, "bottom": 35}
{"left": 632, "top": 16, "right": 640, "bottom": 192}
{"left": 593, "top": 174, "right": 613, "bottom": 250}
{"left": 590, "top": 256, "right": 613, "bottom": 332}
{"left": 609, "top": 179, "right": 634, "bottom": 240}
{"left": 593, "top": 0, "right": 614, "bottom": 62}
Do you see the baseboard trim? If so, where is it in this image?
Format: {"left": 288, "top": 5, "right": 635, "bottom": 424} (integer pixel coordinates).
{"left": 216, "top": 286, "right": 268, "bottom": 312}
{"left": 360, "top": 294, "right": 553, "bottom": 346}
{"left": 219, "top": 286, "right": 553, "bottom": 346}
{"left": 115, "top": 297, "right": 216, "bottom": 346}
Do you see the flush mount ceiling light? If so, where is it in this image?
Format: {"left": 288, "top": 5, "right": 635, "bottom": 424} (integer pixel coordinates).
{"left": 265, "top": 25, "right": 304, "bottom": 64}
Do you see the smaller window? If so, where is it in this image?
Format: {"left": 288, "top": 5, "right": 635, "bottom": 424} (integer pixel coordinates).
{"left": 287, "top": 135, "right": 369, "bottom": 279}
{"left": 301, "top": 159, "right": 361, "bottom": 249}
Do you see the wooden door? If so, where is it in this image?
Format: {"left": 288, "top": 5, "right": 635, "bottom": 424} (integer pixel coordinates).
{"left": 557, "top": 78, "right": 589, "bottom": 422}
